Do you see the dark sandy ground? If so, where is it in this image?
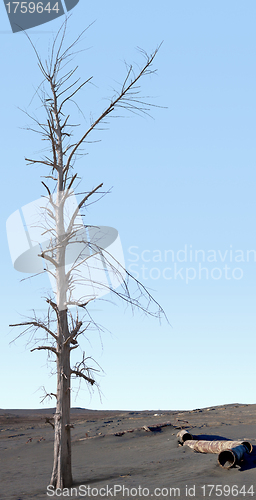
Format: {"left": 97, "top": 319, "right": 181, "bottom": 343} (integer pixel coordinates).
{"left": 0, "top": 404, "right": 255, "bottom": 500}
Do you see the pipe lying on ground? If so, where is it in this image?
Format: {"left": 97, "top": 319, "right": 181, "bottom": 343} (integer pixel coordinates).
{"left": 183, "top": 439, "right": 252, "bottom": 454}
{"left": 218, "top": 445, "right": 248, "bottom": 469}
{"left": 176, "top": 430, "right": 253, "bottom": 468}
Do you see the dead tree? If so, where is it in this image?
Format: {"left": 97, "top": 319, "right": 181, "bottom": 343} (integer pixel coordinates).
{"left": 10, "top": 20, "right": 165, "bottom": 489}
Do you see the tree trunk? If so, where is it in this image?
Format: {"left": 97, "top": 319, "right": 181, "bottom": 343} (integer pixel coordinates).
{"left": 50, "top": 185, "right": 73, "bottom": 488}
{"left": 50, "top": 312, "right": 73, "bottom": 488}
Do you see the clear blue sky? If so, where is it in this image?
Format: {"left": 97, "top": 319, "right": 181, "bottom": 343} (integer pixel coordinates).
{"left": 1, "top": 1, "right": 256, "bottom": 411}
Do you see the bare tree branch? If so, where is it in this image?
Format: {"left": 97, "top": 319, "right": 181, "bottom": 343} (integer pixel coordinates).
{"left": 31, "top": 346, "right": 57, "bottom": 355}
{"left": 64, "top": 320, "right": 84, "bottom": 346}
{"left": 70, "top": 370, "right": 95, "bottom": 385}
{"left": 66, "top": 183, "right": 103, "bottom": 234}
{"left": 10, "top": 321, "right": 58, "bottom": 342}
{"left": 64, "top": 46, "right": 161, "bottom": 173}
{"left": 41, "top": 181, "right": 51, "bottom": 197}
{"left": 59, "top": 77, "right": 93, "bottom": 113}
{"left": 45, "top": 417, "right": 55, "bottom": 429}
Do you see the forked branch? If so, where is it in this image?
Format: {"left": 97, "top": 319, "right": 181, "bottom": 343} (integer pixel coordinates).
{"left": 71, "top": 352, "right": 101, "bottom": 386}
{"left": 64, "top": 320, "right": 83, "bottom": 346}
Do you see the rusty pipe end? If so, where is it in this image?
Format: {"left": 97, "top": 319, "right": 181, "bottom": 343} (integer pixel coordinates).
{"left": 176, "top": 430, "right": 193, "bottom": 444}
{"left": 241, "top": 441, "right": 253, "bottom": 454}
{"left": 218, "top": 445, "right": 246, "bottom": 469}
{"left": 218, "top": 450, "right": 237, "bottom": 469}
